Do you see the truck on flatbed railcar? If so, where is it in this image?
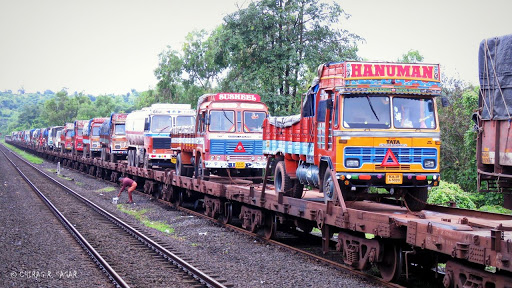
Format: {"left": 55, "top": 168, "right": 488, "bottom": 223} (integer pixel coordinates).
{"left": 72, "top": 120, "right": 89, "bottom": 156}
{"left": 82, "top": 118, "right": 108, "bottom": 159}
{"left": 170, "top": 93, "right": 268, "bottom": 179}
{"left": 475, "top": 34, "right": 512, "bottom": 209}
{"left": 263, "top": 61, "right": 442, "bottom": 211}
{"left": 99, "top": 113, "right": 128, "bottom": 163}
{"left": 125, "top": 103, "right": 195, "bottom": 169}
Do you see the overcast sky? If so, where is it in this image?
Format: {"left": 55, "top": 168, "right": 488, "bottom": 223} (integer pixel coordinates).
{"left": 0, "top": 0, "right": 510, "bottom": 95}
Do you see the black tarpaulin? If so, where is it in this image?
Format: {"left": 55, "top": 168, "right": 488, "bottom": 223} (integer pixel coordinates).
{"left": 479, "top": 34, "right": 512, "bottom": 120}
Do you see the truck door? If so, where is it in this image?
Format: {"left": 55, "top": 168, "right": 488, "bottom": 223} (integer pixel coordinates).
{"left": 315, "top": 90, "right": 335, "bottom": 164}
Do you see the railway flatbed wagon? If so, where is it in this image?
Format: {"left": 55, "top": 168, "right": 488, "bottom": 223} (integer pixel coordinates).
{"left": 6, "top": 140, "right": 512, "bottom": 287}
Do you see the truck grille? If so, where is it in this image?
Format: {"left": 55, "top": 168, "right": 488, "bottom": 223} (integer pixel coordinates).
{"left": 153, "top": 137, "right": 172, "bottom": 149}
{"left": 210, "top": 140, "right": 263, "bottom": 155}
{"left": 344, "top": 147, "right": 437, "bottom": 165}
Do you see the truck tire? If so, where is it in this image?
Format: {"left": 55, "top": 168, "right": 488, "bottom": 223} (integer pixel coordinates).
{"left": 404, "top": 187, "right": 428, "bottom": 211}
{"left": 275, "top": 161, "right": 303, "bottom": 198}
{"left": 176, "top": 154, "right": 187, "bottom": 177}
{"left": 195, "top": 155, "right": 210, "bottom": 180}
{"left": 322, "top": 170, "right": 335, "bottom": 202}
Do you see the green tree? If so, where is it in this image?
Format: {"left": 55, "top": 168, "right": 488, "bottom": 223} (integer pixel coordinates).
{"left": 219, "top": 0, "right": 361, "bottom": 115}
{"left": 397, "top": 49, "right": 424, "bottom": 63}
{"left": 154, "top": 48, "right": 184, "bottom": 103}
{"left": 438, "top": 78, "right": 478, "bottom": 193}
{"left": 93, "top": 95, "right": 116, "bottom": 117}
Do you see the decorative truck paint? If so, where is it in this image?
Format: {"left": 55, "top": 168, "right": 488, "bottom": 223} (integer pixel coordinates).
{"left": 263, "top": 61, "right": 442, "bottom": 211}
{"left": 125, "top": 103, "right": 195, "bottom": 169}
{"left": 170, "top": 93, "right": 268, "bottom": 179}
{"left": 99, "top": 113, "right": 128, "bottom": 162}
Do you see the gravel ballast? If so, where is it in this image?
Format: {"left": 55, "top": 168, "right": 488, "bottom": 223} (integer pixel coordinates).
{"left": 9, "top": 149, "right": 388, "bottom": 287}
{"left": 0, "top": 149, "right": 109, "bottom": 287}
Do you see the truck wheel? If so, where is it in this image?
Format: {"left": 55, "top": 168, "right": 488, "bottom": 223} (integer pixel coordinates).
{"left": 322, "top": 171, "right": 335, "bottom": 202}
{"left": 275, "top": 161, "right": 291, "bottom": 195}
{"left": 196, "top": 156, "right": 210, "bottom": 180}
{"left": 274, "top": 161, "right": 302, "bottom": 198}
{"left": 404, "top": 187, "right": 428, "bottom": 211}
{"left": 176, "top": 154, "right": 185, "bottom": 176}
{"left": 143, "top": 153, "right": 149, "bottom": 169}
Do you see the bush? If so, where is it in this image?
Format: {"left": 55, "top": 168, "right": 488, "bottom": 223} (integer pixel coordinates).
{"left": 428, "top": 182, "right": 476, "bottom": 209}
{"left": 478, "top": 205, "right": 512, "bottom": 215}
{"left": 468, "top": 191, "right": 503, "bottom": 208}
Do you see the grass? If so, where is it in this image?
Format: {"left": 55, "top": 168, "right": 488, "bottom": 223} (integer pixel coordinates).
{"left": 1, "top": 141, "right": 44, "bottom": 164}
{"left": 117, "top": 204, "right": 175, "bottom": 234}
{"left": 96, "top": 187, "right": 116, "bottom": 193}
{"left": 57, "top": 174, "right": 73, "bottom": 181}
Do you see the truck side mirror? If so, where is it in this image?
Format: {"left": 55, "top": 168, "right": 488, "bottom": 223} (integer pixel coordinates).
{"left": 441, "top": 96, "right": 450, "bottom": 107}
{"left": 204, "top": 114, "right": 210, "bottom": 126}
{"left": 144, "top": 118, "right": 150, "bottom": 131}
{"left": 326, "top": 99, "right": 333, "bottom": 110}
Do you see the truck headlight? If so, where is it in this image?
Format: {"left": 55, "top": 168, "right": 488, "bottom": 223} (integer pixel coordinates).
{"left": 345, "top": 159, "right": 360, "bottom": 168}
{"left": 423, "top": 159, "right": 436, "bottom": 168}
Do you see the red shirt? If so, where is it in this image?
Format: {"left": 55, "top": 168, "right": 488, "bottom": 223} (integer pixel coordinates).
{"left": 120, "top": 178, "right": 135, "bottom": 192}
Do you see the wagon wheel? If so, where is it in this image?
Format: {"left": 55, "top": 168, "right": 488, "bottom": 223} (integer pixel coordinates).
{"left": 377, "top": 242, "right": 403, "bottom": 282}
{"left": 263, "top": 213, "right": 276, "bottom": 240}
{"left": 220, "top": 203, "right": 232, "bottom": 225}
{"left": 176, "top": 190, "right": 184, "bottom": 207}
{"left": 162, "top": 183, "right": 173, "bottom": 201}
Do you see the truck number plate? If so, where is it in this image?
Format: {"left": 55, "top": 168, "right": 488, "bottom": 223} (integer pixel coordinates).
{"left": 171, "top": 158, "right": 177, "bottom": 164}
{"left": 386, "top": 173, "right": 402, "bottom": 184}
{"left": 235, "top": 162, "right": 245, "bottom": 169}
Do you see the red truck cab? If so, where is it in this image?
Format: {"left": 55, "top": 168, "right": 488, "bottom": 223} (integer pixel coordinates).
{"left": 171, "top": 93, "right": 268, "bottom": 179}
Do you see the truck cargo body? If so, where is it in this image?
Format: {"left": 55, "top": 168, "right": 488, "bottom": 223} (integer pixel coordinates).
{"left": 475, "top": 34, "right": 512, "bottom": 208}
{"left": 126, "top": 103, "right": 195, "bottom": 169}
{"left": 171, "top": 93, "right": 268, "bottom": 179}
{"left": 61, "top": 123, "right": 74, "bottom": 152}
{"left": 263, "top": 61, "right": 442, "bottom": 211}
{"left": 47, "top": 126, "right": 64, "bottom": 150}
{"left": 99, "top": 113, "right": 128, "bottom": 162}
{"left": 73, "top": 120, "right": 88, "bottom": 155}
{"left": 82, "top": 118, "right": 108, "bottom": 158}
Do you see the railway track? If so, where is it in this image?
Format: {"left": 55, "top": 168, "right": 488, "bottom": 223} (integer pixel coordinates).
{"left": 8, "top": 141, "right": 512, "bottom": 287}
{"left": 1, "top": 144, "right": 230, "bottom": 288}
{"left": 154, "top": 196, "right": 412, "bottom": 288}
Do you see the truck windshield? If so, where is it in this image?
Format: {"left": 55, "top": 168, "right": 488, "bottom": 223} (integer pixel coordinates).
{"left": 92, "top": 126, "right": 101, "bottom": 136}
{"left": 209, "top": 110, "right": 235, "bottom": 132}
{"left": 393, "top": 97, "right": 436, "bottom": 129}
{"left": 343, "top": 96, "right": 391, "bottom": 129}
{"left": 243, "top": 111, "right": 266, "bottom": 132}
{"left": 176, "top": 115, "right": 195, "bottom": 127}
{"left": 76, "top": 129, "right": 83, "bottom": 136}
{"left": 151, "top": 115, "right": 172, "bottom": 133}
{"left": 114, "top": 124, "right": 126, "bottom": 135}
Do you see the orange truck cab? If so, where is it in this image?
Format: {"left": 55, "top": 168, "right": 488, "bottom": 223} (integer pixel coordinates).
{"left": 263, "top": 61, "right": 442, "bottom": 211}
{"left": 82, "top": 117, "right": 108, "bottom": 158}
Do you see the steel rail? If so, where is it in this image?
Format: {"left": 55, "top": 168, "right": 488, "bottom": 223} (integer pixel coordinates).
{"left": 155, "top": 197, "right": 405, "bottom": 288}
{"left": 0, "top": 146, "right": 130, "bottom": 288}
{"left": 2, "top": 144, "right": 228, "bottom": 288}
